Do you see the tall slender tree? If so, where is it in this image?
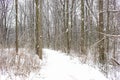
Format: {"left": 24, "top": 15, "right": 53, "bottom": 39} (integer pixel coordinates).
{"left": 80, "top": 0, "right": 85, "bottom": 54}
{"left": 98, "top": 0, "right": 105, "bottom": 65}
{"left": 63, "top": 0, "right": 70, "bottom": 53}
{"left": 35, "top": 0, "right": 42, "bottom": 59}
{"left": 113, "top": 0, "right": 117, "bottom": 61}
{"left": 106, "top": 0, "right": 110, "bottom": 53}
{"left": 66, "top": 0, "right": 70, "bottom": 53}
{"left": 15, "top": 0, "right": 18, "bottom": 53}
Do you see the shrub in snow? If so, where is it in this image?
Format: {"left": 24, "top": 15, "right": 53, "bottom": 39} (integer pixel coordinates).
{"left": 0, "top": 49, "right": 41, "bottom": 80}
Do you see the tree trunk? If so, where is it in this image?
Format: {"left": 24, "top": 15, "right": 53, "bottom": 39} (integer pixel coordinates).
{"left": 106, "top": 0, "right": 110, "bottom": 53}
{"left": 35, "top": 0, "right": 42, "bottom": 59}
{"left": 15, "top": 0, "right": 18, "bottom": 53}
{"left": 66, "top": 0, "right": 70, "bottom": 53}
{"left": 98, "top": 0, "right": 105, "bottom": 65}
{"left": 80, "top": 0, "right": 85, "bottom": 54}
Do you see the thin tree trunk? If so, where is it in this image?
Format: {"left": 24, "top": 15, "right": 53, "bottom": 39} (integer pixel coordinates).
{"left": 80, "top": 0, "right": 85, "bottom": 54}
{"left": 106, "top": 0, "right": 110, "bottom": 53}
{"left": 15, "top": 0, "right": 18, "bottom": 53}
{"left": 98, "top": 0, "right": 105, "bottom": 65}
{"left": 66, "top": 0, "right": 70, "bottom": 53}
{"left": 113, "top": 0, "right": 116, "bottom": 60}
{"left": 105, "top": 0, "right": 110, "bottom": 76}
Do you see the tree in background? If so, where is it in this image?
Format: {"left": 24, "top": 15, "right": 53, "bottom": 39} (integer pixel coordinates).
{"left": 0, "top": 0, "right": 10, "bottom": 48}
{"left": 98, "top": 0, "right": 105, "bottom": 65}
{"left": 106, "top": 0, "right": 110, "bottom": 54}
{"left": 15, "top": 0, "right": 18, "bottom": 53}
{"left": 80, "top": 0, "right": 85, "bottom": 54}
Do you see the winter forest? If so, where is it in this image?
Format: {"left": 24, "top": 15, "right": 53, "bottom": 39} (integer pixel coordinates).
{"left": 0, "top": 0, "right": 120, "bottom": 80}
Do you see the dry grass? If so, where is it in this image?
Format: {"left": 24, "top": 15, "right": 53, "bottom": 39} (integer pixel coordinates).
{"left": 0, "top": 48, "right": 41, "bottom": 79}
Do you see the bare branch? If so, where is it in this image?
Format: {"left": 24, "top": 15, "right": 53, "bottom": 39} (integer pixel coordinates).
{"left": 99, "top": 32, "right": 120, "bottom": 37}
{"left": 111, "top": 58, "right": 120, "bottom": 66}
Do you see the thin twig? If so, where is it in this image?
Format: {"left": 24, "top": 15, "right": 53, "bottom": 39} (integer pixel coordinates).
{"left": 111, "top": 58, "right": 120, "bottom": 66}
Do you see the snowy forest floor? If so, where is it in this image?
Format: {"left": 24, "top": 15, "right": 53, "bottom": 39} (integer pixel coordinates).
{"left": 0, "top": 48, "right": 119, "bottom": 80}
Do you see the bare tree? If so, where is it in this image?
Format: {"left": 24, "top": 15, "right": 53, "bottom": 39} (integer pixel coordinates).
{"left": 15, "top": 0, "right": 18, "bottom": 53}
{"left": 98, "top": 0, "right": 105, "bottom": 65}
{"left": 0, "top": 0, "right": 10, "bottom": 48}
{"left": 106, "top": 0, "right": 110, "bottom": 53}
{"left": 35, "top": 0, "right": 42, "bottom": 59}
{"left": 80, "top": 0, "right": 85, "bottom": 54}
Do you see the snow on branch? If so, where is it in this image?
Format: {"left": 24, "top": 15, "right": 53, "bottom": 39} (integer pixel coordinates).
{"left": 99, "top": 32, "right": 120, "bottom": 37}
{"left": 99, "top": 10, "right": 120, "bottom": 13}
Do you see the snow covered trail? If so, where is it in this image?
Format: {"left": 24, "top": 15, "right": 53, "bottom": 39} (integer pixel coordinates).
{"left": 0, "top": 48, "right": 109, "bottom": 80}
{"left": 38, "top": 49, "right": 108, "bottom": 80}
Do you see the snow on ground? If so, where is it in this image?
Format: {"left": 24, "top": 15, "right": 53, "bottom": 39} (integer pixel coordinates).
{"left": 0, "top": 48, "right": 41, "bottom": 80}
{"left": 0, "top": 48, "right": 109, "bottom": 80}
{"left": 35, "top": 49, "right": 108, "bottom": 80}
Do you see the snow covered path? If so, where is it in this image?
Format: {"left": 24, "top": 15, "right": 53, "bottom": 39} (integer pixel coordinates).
{"left": 38, "top": 49, "right": 108, "bottom": 80}
{"left": 0, "top": 49, "right": 109, "bottom": 80}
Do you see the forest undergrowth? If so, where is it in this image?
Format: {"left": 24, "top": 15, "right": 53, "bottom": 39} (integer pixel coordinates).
{"left": 0, "top": 48, "right": 119, "bottom": 80}
{"left": 0, "top": 48, "right": 41, "bottom": 79}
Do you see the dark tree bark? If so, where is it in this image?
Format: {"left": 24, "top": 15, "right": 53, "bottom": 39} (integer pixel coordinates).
{"left": 15, "top": 0, "right": 18, "bottom": 53}
{"left": 35, "top": 0, "right": 42, "bottom": 59}
{"left": 98, "top": 0, "right": 105, "bottom": 65}
{"left": 80, "top": 0, "right": 85, "bottom": 54}
{"left": 106, "top": 0, "right": 110, "bottom": 53}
